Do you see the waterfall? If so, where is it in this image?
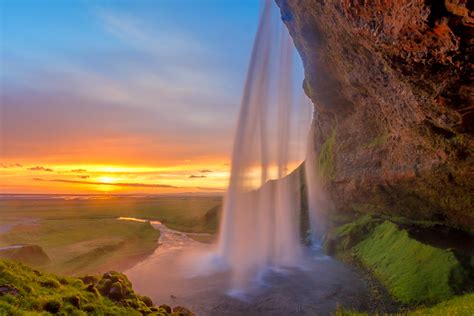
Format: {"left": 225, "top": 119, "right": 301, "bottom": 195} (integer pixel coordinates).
{"left": 217, "top": 1, "right": 314, "bottom": 291}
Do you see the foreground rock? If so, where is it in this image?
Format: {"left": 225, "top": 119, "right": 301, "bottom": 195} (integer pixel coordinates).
{"left": 0, "top": 259, "right": 194, "bottom": 315}
{"left": 276, "top": 0, "right": 473, "bottom": 230}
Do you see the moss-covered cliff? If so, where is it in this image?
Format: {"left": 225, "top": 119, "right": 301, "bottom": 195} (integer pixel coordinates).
{"left": 0, "top": 259, "right": 194, "bottom": 315}
{"left": 276, "top": 0, "right": 473, "bottom": 230}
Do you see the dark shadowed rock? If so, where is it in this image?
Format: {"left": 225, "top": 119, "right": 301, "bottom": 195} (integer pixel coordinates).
{"left": 0, "top": 284, "right": 19, "bottom": 296}
{"left": 86, "top": 284, "right": 100, "bottom": 297}
{"left": 172, "top": 306, "right": 195, "bottom": 316}
{"left": 79, "top": 275, "right": 98, "bottom": 285}
{"left": 43, "top": 300, "right": 61, "bottom": 314}
{"left": 66, "top": 295, "right": 81, "bottom": 308}
{"left": 108, "top": 282, "right": 124, "bottom": 301}
{"left": 141, "top": 295, "right": 153, "bottom": 307}
{"left": 159, "top": 304, "right": 172, "bottom": 313}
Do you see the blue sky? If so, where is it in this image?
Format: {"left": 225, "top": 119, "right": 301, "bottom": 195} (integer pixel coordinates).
{"left": 0, "top": 0, "right": 310, "bottom": 193}
{"left": 1, "top": 0, "right": 263, "bottom": 165}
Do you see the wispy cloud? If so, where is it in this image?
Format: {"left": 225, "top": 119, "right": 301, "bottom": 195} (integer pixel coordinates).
{"left": 33, "top": 178, "right": 178, "bottom": 189}
{"left": 97, "top": 10, "right": 207, "bottom": 59}
{"left": 200, "top": 169, "right": 212, "bottom": 173}
{"left": 27, "top": 166, "right": 54, "bottom": 172}
{"left": 71, "top": 169, "right": 87, "bottom": 173}
{"left": 189, "top": 175, "right": 207, "bottom": 179}
{"left": 0, "top": 163, "right": 22, "bottom": 168}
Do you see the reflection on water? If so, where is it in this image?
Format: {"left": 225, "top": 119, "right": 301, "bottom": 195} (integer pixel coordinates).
{"left": 118, "top": 217, "right": 162, "bottom": 225}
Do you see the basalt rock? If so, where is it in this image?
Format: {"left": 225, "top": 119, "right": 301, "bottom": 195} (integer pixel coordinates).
{"left": 276, "top": 0, "right": 473, "bottom": 230}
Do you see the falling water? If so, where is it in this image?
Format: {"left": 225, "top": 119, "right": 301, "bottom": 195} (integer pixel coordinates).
{"left": 217, "top": 1, "right": 313, "bottom": 291}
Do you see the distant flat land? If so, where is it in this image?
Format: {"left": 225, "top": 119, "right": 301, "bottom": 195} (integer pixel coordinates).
{"left": 0, "top": 195, "right": 221, "bottom": 275}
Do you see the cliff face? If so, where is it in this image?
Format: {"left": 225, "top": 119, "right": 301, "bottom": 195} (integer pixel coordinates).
{"left": 276, "top": 0, "right": 473, "bottom": 229}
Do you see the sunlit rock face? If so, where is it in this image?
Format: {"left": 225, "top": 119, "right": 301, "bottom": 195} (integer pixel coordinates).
{"left": 276, "top": 0, "right": 473, "bottom": 229}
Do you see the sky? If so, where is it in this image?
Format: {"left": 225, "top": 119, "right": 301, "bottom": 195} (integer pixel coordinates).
{"left": 0, "top": 0, "right": 308, "bottom": 194}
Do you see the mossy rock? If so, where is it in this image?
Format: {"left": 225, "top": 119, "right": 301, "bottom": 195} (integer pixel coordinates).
{"left": 324, "top": 215, "right": 381, "bottom": 256}
{"left": 172, "top": 306, "right": 195, "bottom": 316}
{"left": 0, "top": 258, "right": 191, "bottom": 315}
{"left": 159, "top": 304, "right": 172, "bottom": 313}
{"left": 43, "top": 299, "right": 62, "bottom": 313}
{"left": 354, "top": 221, "right": 467, "bottom": 304}
{"left": 325, "top": 217, "right": 471, "bottom": 305}
{"left": 65, "top": 295, "right": 81, "bottom": 308}
{"left": 108, "top": 281, "right": 124, "bottom": 301}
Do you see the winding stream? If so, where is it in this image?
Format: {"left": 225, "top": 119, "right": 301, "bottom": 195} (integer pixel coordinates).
{"left": 122, "top": 218, "right": 379, "bottom": 316}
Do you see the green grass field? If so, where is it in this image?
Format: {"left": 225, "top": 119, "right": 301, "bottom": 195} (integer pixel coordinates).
{"left": 0, "top": 195, "right": 221, "bottom": 275}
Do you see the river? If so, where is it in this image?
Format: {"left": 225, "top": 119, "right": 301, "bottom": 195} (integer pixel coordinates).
{"left": 121, "top": 217, "right": 383, "bottom": 315}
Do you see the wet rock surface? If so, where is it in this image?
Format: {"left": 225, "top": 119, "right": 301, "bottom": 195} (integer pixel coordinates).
{"left": 276, "top": 0, "right": 474, "bottom": 229}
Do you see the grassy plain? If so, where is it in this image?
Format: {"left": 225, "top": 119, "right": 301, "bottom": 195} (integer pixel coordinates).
{"left": 0, "top": 195, "right": 221, "bottom": 275}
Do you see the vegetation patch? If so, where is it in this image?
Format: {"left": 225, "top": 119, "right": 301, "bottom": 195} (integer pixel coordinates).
{"left": 324, "top": 215, "right": 381, "bottom": 259}
{"left": 317, "top": 127, "right": 337, "bottom": 181}
{"left": 407, "top": 293, "right": 474, "bottom": 315}
{"left": 354, "top": 221, "right": 467, "bottom": 304}
{"left": 360, "top": 133, "right": 388, "bottom": 149}
{"left": 0, "top": 258, "right": 194, "bottom": 315}
{"left": 0, "top": 219, "right": 160, "bottom": 276}
{"left": 325, "top": 217, "right": 470, "bottom": 305}
{"left": 334, "top": 293, "right": 474, "bottom": 316}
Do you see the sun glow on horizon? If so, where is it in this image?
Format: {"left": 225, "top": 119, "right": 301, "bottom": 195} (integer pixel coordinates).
{"left": 97, "top": 176, "right": 116, "bottom": 184}
{"left": 0, "top": 161, "right": 232, "bottom": 194}
{"left": 0, "top": 159, "right": 307, "bottom": 195}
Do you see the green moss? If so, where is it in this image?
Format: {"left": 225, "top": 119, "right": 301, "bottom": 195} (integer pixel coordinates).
{"left": 360, "top": 133, "right": 388, "bottom": 149}
{"left": 317, "top": 127, "right": 337, "bottom": 181}
{"left": 334, "top": 293, "right": 474, "bottom": 315}
{"left": 408, "top": 293, "right": 474, "bottom": 315}
{"left": 0, "top": 259, "right": 186, "bottom": 315}
{"left": 354, "top": 221, "right": 466, "bottom": 304}
{"left": 323, "top": 215, "right": 381, "bottom": 261}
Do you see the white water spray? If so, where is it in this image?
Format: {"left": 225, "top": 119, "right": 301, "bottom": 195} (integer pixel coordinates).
{"left": 217, "top": 1, "right": 315, "bottom": 291}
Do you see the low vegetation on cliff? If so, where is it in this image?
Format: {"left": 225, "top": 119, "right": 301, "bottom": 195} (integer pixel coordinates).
{"left": 325, "top": 215, "right": 473, "bottom": 306}
{"left": 0, "top": 259, "right": 194, "bottom": 315}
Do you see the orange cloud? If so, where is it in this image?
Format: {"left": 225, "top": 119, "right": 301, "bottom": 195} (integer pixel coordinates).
{"left": 33, "top": 178, "right": 178, "bottom": 189}
{"left": 71, "top": 169, "right": 87, "bottom": 173}
{"left": 27, "top": 166, "right": 54, "bottom": 172}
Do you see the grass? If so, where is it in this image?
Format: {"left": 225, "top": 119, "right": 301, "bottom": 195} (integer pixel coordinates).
{"left": 317, "top": 127, "right": 337, "bottom": 181}
{"left": 0, "top": 195, "right": 221, "bottom": 233}
{"left": 334, "top": 293, "right": 474, "bottom": 316}
{"left": 0, "top": 196, "right": 221, "bottom": 275}
{"left": 407, "top": 293, "right": 474, "bottom": 315}
{"left": 354, "top": 221, "right": 466, "bottom": 304}
{"left": 325, "top": 216, "right": 470, "bottom": 305}
{"left": 0, "top": 258, "right": 190, "bottom": 315}
{"left": 0, "top": 219, "right": 160, "bottom": 275}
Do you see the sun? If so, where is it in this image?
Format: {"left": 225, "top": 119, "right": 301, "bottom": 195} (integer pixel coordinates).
{"left": 98, "top": 176, "right": 115, "bottom": 184}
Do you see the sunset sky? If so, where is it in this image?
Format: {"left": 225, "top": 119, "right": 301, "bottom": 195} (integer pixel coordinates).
{"left": 0, "top": 0, "right": 307, "bottom": 194}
